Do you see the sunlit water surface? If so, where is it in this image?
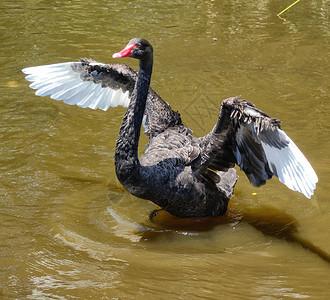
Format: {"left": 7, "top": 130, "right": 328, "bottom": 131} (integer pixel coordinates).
{"left": 1, "top": 0, "right": 329, "bottom": 299}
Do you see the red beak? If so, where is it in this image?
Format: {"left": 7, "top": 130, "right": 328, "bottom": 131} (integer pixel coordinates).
{"left": 112, "top": 43, "right": 136, "bottom": 58}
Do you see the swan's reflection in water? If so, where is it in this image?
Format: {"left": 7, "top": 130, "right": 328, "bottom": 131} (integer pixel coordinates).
{"left": 136, "top": 205, "right": 329, "bottom": 263}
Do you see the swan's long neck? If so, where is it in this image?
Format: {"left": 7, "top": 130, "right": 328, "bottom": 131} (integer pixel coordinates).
{"left": 115, "top": 59, "right": 152, "bottom": 188}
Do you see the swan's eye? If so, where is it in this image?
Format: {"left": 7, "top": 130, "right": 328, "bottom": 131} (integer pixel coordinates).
{"left": 137, "top": 43, "right": 142, "bottom": 48}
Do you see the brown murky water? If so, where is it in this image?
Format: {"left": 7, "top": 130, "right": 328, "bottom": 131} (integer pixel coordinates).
{"left": 1, "top": 0, "right": 329, "bottom": 299}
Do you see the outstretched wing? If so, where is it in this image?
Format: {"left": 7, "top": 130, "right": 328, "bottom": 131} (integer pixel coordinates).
{"left": 22, "top": 59, "right": 137, "bottom": 110}
{"left": 22, "top": 59, "right": 182, "bottom": 136}
{"left": 200, "top": 97, "right": 318, "bottom": 198}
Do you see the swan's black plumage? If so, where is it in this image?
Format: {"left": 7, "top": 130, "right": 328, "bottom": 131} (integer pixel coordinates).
{"left": 22, "top": 38, "right": 318, "bottom": 218}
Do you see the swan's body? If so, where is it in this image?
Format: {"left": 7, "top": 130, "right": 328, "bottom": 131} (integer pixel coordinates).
{"left": 22, "top": 38, "right": 318, "bottom": 217}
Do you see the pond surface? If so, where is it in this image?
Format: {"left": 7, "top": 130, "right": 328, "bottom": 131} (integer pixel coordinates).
{"left": 1, "top": 0, "right": 329, "bottom": 299}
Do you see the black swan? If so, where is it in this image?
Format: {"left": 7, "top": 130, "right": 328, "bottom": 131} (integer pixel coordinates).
{"left": 22, "top": 38, "right": 318, "bottom": 218}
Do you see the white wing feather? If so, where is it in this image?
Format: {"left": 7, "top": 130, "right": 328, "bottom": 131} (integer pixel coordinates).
{"left": 261, "top": 129, "right": 318, "bottom": 198}
{"left": 22, "top": 62, "right": 131, "bottom": 111}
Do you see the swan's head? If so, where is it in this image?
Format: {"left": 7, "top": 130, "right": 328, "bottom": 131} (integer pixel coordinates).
{"left": 112, "top": 38, "right": 153, "bottom": 61}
